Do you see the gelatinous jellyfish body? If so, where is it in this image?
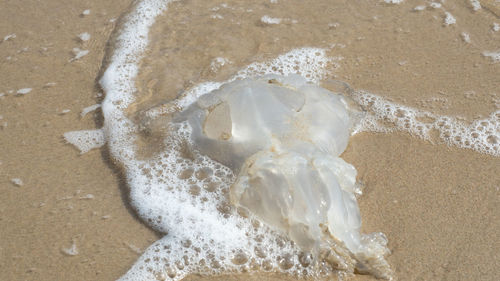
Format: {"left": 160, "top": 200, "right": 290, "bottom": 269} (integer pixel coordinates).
{"left": 174, "top": 74, "right": 391, "bottom": 277}
{"left": 177, "top": 74, "right": 352, "bottom": 169}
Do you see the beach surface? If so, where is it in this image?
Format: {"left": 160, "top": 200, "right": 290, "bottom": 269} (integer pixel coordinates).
{"left": 1, "top": 0, "right": 499, "bottom": 280}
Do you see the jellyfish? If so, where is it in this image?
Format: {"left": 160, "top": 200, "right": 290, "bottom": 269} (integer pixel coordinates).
{"left": 172, "top": 74, "right": 392, "bottom": 278}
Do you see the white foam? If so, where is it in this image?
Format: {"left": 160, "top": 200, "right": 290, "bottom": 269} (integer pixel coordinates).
{"left": 209, "top": 57, "right": 230, "bottom": 72}
{"left": 384, "top": 0, "right": 404, "bottom": 4}
{"left": 351, "top": 91, "right": 499, "bottom": 157}
{"left": 164, "top": 48, "right": 336, "bottom": 114}
{"left": 261, "top": 15, "right": 282, "bottom": 25}
{"left": 16, "top": 88, "right": 32, "bottom": 95}
{"left": 63, "top": 129, "right": 106, "bottom": 154}
{"left": 444, "top": 12, "right": 456, "bottom": 25}
{"left": 210, "top": 14, "right": 223, "bottom": 19}
{"left": 482, "top": 50, "right": 500, "bottom": 62}
{"left": 430, "top": 2, "right": 442, "bottom": 9}
{"left": 493, "top": 23, "right": 500, "bottom": 32}
{"left": 11, "top": 178, "right": 23, "bottom": 186}
{"left": 413, "top": 5, "right": 426, "bottom": 11}
{"left": 469, "top": 0, "right": 481, "bottom": 11}
{"left": 237, "top": 48, "right": 334, "bottom": 81}
{"left": 78, "top": 32, "right": 91, "bottom": 42}
{"left": 461, "top": 32, "right": 471, "bottom": 43}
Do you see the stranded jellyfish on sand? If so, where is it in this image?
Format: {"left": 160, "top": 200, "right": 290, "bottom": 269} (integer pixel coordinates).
{"left": 168, "top": 74, "right": 392, "bottom": 278}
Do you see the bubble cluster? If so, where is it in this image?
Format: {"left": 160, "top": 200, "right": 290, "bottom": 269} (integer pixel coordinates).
{"left": 63, "top": 129, "right": 106, "bottom": 154}
{"left": 352, "top": 91, "right": 499, "bottom": 157}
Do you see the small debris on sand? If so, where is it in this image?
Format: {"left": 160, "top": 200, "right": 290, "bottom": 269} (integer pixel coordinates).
{"left": 79, "top": 194, "right": 95, "bottom": 200}
{"left": 61, "top": 241, "right": 78, "bottom": 256}
{"left": 16, "top": 88, "right": 32, "bottom": 95}
{"left": 11, "top": 178, "right": 23, "bottom": 186}
{"left": 125, "top": 243, "right": 142, "bottom": 254}
{"left": 80, "top": 104, "right": 101, "bottom": 118}
{"left": 70, "top": 48, "right": 89, "bottom": 62}
{"left": 3, "top": 34, "right": 16, "bottom": 42}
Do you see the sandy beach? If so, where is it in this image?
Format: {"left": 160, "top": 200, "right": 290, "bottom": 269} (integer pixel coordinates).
{"left": 1, "top": 0, "right": 499, "bottom": 280}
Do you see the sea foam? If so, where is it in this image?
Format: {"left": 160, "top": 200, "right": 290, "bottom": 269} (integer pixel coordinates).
{"left": 63, "top": 129, "right": 106, "bottom": 154}
{"left": 350, "top": 91, "right": 499, "bottom": 157}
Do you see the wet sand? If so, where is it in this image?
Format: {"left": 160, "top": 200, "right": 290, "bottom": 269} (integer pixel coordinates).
{"left": 1, "top": 0, "right": 499, "bottom": 280}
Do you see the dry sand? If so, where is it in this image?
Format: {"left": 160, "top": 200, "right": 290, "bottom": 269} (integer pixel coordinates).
{"left": 1, "top": 0, "right": 499, "bottom": 281}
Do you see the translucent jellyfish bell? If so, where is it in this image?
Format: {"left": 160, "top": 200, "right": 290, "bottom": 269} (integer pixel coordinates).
{"left": 176, "top": 75, "right": 353, "bottom": 169}
{"left": 174, "top": 74, "right": 392, "bottom": 278}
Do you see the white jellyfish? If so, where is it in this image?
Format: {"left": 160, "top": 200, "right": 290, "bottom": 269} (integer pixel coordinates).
{"left": 173, "top": 74, "right": 392, "bottom": 278}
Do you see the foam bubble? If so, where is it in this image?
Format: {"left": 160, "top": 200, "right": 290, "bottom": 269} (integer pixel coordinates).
{"left": 384, "top": 0, "right": 404, "bottom": 4}
{"left": 151, "top": 48, "right": 337, "bottom": 117}
{"left": 413, "top": 5, "right": 426, "bottom": 11}
{"left": 444, "top": 12, "right": 456, "bottom": 25}
{"left": 78, "top": 32, "right": 91, "bottom": 42}
{"left": 261, "top": 15, "right": 282, "bottom": 25}
{"left": 209, "top": 57, "right": 230, "bottom": 73}
{"left": 482, "top": 51, "right": 500, "bottom": 63}
{"left": 63, "top": 129, "right": 106, "bottom": 154}
{"left": 469, "top": 0, "right": 481, "bottom": 11}
{"left": 350, "top": 91, "right": 499, "bottom": 157}
{"left": 11, "top": 178, "right": 23, "bottom": 186}
{"left": 493, "top": 23, "right": 500, "bottom": 32}
{"left": 461, "top": 32, "right": 471, "bottom": 43}
{"left": 430, "top": 2, "right": 442, "bottom": 9}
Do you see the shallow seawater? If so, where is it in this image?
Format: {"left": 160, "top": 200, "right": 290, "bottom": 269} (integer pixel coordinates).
{"left": 99, "top": 0, "right": 500, "bottom": 280}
